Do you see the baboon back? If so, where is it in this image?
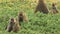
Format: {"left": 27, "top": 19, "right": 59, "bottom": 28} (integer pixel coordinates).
{"left": 35, "top": 0, "right": 49, "bottom": 14}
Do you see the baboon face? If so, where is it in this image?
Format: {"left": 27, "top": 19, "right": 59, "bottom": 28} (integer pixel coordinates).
{"left": 18, "top": 12, "right": 24, "bottom": 22}
{"left": 51, "top": 3, "right": 58, "bottom": 14}
{"left": 19, "top": 13, "right": 23, "bottom": 18}
{"left": 52, "top": 3, "right": 56, "bottom": 9}
{"left": 10, "top": 18, "right": 15, "bottom": 25}
{"left": 52, "top": 3, "right": 55, "bottom": 6}
{"left": 52, "top": 3, "right": 56, "bottom": 7}
{"left": 10, "top": 18, "right": 14, "bottom": 23}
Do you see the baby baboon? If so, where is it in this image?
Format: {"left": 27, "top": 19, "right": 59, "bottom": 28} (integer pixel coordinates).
{"left": 51, "top": 3, "right": 58, "bottom": 14}
{"left": 6, "top": 18, "right": 20, "bottom": 33}
{"left": 6, "top": 18, "right": 15, "bottom": 32}
{"left": 35, "top": 0, "right": 49, "bottom": 14}
{"left": 18, "top": 11, "right": 28, "bottom": 23}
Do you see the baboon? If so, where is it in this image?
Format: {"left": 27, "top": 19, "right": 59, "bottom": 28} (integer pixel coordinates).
{"left": 18, "top": 11, "right": 28, "bottom": 23}
{"left": 35, "top": 0, "right": 49, "bottom": 14}
{"left": 6, "top": 18, "right": 20, "bottom": 33}
{"left": 51, "top": 3, "right": 58, "bottom": 14}
{"left": 6, "top": 18, "right": 15, "bottom": 32}
{"left": 12, "top": 18, "right": 20, "bottom": 33}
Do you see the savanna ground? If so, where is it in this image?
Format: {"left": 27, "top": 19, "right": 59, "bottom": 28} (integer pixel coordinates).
{"left": 0, "top": 0, "right": 60, "bottom": 34}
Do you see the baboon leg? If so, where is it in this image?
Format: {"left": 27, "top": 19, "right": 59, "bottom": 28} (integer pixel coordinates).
{"left": 8, "top": 29, "right": 12, "bottom": 32}
{"left": 23, "top": 15, "right": 29, "bottom": 23}
{"left": 6, "top": 24, "right": 13, "bottom": 32}
{"left": 7, "top": 26, "right": 13, "bottom": 32}
{"left": 56, "top": 10, "right": 58, "bottom": 13}
{"left": 5, "top": 25, "right": 12, "bottom": 32}
{"left": 24, "top": 19, "right": 28, "bottom": 23}
{"left": 13, "top": 25, "right": 20, "bottom": 33}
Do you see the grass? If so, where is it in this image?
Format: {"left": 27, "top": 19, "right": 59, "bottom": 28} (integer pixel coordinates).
{"left": 0, "top": 0, "right": 60, "bottom": 34}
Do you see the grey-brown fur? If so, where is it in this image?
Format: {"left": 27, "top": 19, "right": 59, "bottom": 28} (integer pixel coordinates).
{"left": 18, "top": 11, "right": 28, "bottom": 23}
{"left": 35, "top": 0, "right": 49, "bottom": 14}
{"left": 51, "top": 3, "right": 58, "bottom": 14}
{"left": 6, "top": 18, "right": 20, "bottom": 33}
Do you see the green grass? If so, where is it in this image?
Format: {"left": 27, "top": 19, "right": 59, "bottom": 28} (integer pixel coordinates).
{"left": 0, "top": 0, "right": 60, "bottom": 34}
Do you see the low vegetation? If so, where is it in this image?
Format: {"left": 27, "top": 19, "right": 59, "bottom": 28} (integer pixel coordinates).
{"left": 0, "top": 0, "right": 60, "bottom": 34}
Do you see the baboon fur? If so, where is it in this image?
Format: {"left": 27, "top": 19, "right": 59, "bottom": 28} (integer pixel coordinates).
{"left": 51, "top": 3, "right": 58, "bottom": 14}
{"left": 6, "top": 18, "right": 14, "bottom": 32}
{"left": 6, "top": 18, "right": 20, "bottom": 33}
{"left": 18, "top": 11, "right": 28, "bottom": 23}
{"left": 35, "top": 0, "right": 49, "bottom": 14}
{"left": 12, "top": 18, "right": 20, "bottom": 33}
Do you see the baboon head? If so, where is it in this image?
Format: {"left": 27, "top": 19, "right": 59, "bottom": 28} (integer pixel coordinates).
{"left": 18, "top": 11, "right": 24, "bottom": 22}
{"left": 51, "top": 3, "right": 58, "bottom": 14}
{"left": 52, "top": 3, "right": 56, "bottom": 9}
{"left": 10, "top": 18, "right": 14, "bottom": 23}
{"left": 52, "top": 3, "right": 56, "bottom": 6}
{"left": 18, "top": 11, "right": 29, "bottom": 23}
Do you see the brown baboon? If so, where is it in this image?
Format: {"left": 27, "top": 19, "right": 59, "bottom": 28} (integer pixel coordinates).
{"left": 12, "top": 18, "right": 20, "bottom": 33}
{"left": 51, "top": 3, "right": 58, "bottom": 14}
{"left": 6, "top": 18, "right": 15, "bottom": 32}
{"left": 6, "top": 18, "right": 20, "bottom": 33}
{"left": 35, "top": 0, "right": 49, "bottom": 14}
{"left": 18, "top": 11, "right": 28, "bottom": 23}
